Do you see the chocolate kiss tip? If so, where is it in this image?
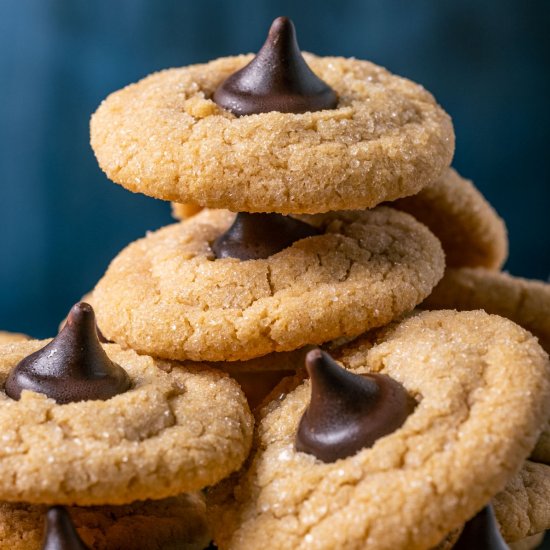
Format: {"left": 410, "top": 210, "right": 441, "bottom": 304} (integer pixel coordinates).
{"left": 453, "top": 505, "right": 509, "bottom": 550}
{"left": 5, "top": 302, "right": 130, "bottom": 404}
{"left": 41, "top": 507, "right": 90, "bottom": 550}
{"left": 213, "top": 16, "right": 338, "bottom": 116}
{"left": 295, "top": 349, "right": 412, "bottom": 463}
{"left": 211, "top": 212, "right": 320, "bottom": 260}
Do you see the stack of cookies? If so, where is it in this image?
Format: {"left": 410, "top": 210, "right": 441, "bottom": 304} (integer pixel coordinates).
{"left": 1, "top": 16, "right": 549, "bottom": 550}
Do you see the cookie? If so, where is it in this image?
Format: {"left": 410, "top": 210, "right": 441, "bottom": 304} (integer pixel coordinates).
{"left": 209, "top": 310, "right": 550, "bottom": 550}
{"left": 423, "top": 268, "right": 550, "bottom": 353}
{"left": 93, "top": 206, "right": 444, "bottom": 362}
{"left": 0, "top": 331, "right": 29, "bottom": 344}
{"left": 0, "top": 305, "right": 253, "bottom": 505}
{"left": 423, "top": 268, "right": 550, "bottom": 464}
{"left": 0, "top": 493, "right": 210, "bottom": 549}
{"left": 494, "top": 461, "right": 550, "bottom": 543}
{"left": 392, "top": 168, "right": 508, "bottom": 269}
{"left": 90, "top": 18, "right": 454, "bottom": 214}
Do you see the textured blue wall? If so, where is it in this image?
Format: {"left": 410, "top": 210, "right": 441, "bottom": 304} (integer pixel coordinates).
{"left": 1, "top": 0, "right": 549, "bottom": 338}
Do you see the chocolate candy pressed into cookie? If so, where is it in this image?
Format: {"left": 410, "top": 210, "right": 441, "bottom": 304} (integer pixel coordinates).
{"left": 90, "top": 18, "right": 454, "bottom": 214}
{"left": 93, "top": 207, "right": 444, "bottom": 362}
{"left": 208, "top": 310, "right": 550, "bottom": 549}
{"left": 0, "top": 304, "right": 253, "bottom": 505}
{"left": 0, "top": 493, "right": 210, "bottom": 550}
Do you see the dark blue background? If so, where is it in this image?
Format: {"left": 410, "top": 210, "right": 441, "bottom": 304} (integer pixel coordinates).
{"left": 1, "top": 0, "right": 549, "bottom": 338}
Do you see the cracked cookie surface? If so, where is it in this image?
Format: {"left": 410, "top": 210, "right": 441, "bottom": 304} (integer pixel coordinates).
{"left": 494, "top": 461, "right": 550, "bottom": 542}
{"left": 90, "top": 54, "right": 454, "bottom": 214}
{"left": 93, "top": 207, "right": 445, "bottom": 362}
{"left": 0, "top": 340, "right": 253, "bottom": 505}
{"left": 423, "top": 268, "right": 550, "bottom": 464}
{"left": 209, "top": 310, "right": 550, "bottom": 550}
{"left": 393, "top": 168, "right": 508, "bottom": 269}
{"left": 0, "top": 493, "right": 210, "bottom": 549}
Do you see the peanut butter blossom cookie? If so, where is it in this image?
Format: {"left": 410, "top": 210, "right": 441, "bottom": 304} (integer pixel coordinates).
{"left": 208, "top": 311, "right": 550, "bottom": 550}
{"left": 0, "top": 303, "right": 253, "bottom": 505}
{"left": 93, "top": 207, "right": 444, "bottom": 362}
{"left": 90, "top": 17, "right": 454, "bottom": 214}
{"left": 393, "top": 168, "right": 508, "bottom": 269}
{"left": 0, "top": 493, "right": 210, "bottom": 549}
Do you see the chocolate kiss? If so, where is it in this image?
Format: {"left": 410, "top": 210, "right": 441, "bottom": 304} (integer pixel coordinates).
{"left": 454, "top": 505, "right": 509, "bottom": 550}
{"left": 295, "top": 349, "right": 413, "bottom": 463}
{"left": 41, "top": 507, "right": 90, "bottom": 550}
{"left": 213, "top": 16, "right": 338, "bottom": 116}
{"left": 5, "top": 302, "right": 131, "bottom": 404}
{"left": 211, "top": 212, "right": 320, "bottom": 260}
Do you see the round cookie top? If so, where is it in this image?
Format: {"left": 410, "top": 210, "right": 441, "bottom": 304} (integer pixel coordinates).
{"left": 0, "top": 493, "right": 210, "bottom": 550}
{"left": 93, "top": 207, "right": 445, "bottom": 362}
{"left": 90, "top": 19, "right": 454, "bottom": 214}
{"left": 393, "top": 168, "right": 508, "bottom": 270}
{"left": 0, "top": 336, "right": 253, "bottom": 505}
{"left": 208, "top": 310, "right": 550, "bottom": 550}
{"left": 493, "top": 460, "right": 550, "bottom": 543}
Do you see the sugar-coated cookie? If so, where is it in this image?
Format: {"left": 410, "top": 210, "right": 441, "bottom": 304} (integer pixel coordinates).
{"left": 209, "top": 310, "right": 550, "bottom": 550}
{"left": 93, "top": 207, "right": 444, "bottom": 362}
{"left": 91, "top": 19, "right": 453, "bottom": 214}
{"left": 0, "top": 336, "right": 253, "bottom": 505}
